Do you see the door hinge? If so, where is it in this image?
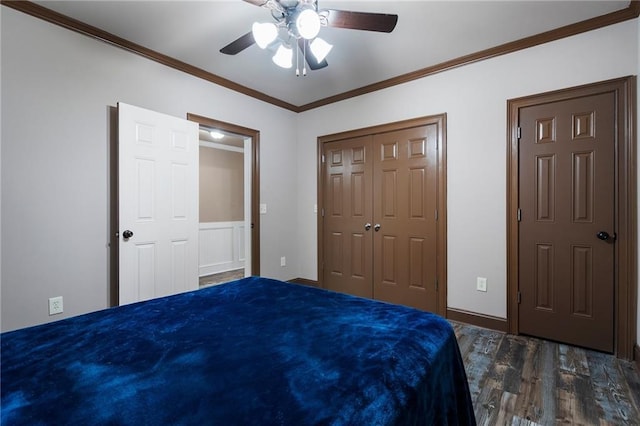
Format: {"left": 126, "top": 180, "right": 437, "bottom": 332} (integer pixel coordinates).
{"left": 517, "top": 127, "right": 522, "bottom": 140}
{"left": 435, "top": 209, "right": 438, "bottom": 221}
{"left": 321, "top": 208, "right": 325, "bottom": 217}
{"left": 517, "top": 208, "right": 522, "bottom": 222}
{"left": 517, "top": 291, "right": 521, "bottom": 304}
{"left": 321, "top": 154, "right": 325, "bottom": 163}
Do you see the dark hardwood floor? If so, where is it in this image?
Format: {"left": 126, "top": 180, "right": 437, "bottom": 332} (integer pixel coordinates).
{"left": 451, "top": 321, "right": 640, "bottom": 425}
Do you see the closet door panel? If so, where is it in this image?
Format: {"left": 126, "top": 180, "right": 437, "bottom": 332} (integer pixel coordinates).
{"left": 373, "top": 125, "right": 438, "bottom": 312}
{"left": 322, "top": 137, "right": 374, "bottom": 298}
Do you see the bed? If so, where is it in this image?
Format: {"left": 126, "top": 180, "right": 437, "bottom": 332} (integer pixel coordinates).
{"left": 1, "top": 276, "right": 475, "bottom": 425}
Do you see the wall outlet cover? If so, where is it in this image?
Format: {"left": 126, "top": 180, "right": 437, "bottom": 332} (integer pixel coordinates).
{"left": 49, "top": 296, "right": 64, "bottom": 315}
{"left": 476, "top": 277, "right": 487, "bottom": 292}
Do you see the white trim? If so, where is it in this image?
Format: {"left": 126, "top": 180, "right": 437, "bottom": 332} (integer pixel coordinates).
{"left": 199, "top": 221, "right": 245, "bottom": 277}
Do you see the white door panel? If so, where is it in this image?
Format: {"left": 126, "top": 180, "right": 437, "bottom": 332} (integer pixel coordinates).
{"left": 118, "top": 103, "right": 199, "bottom": 305}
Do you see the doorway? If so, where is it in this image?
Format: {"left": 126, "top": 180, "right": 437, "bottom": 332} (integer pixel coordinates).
{"left": 506, "top": 77, "right": 636, "bottom": 358}
{"left": 187, "top": 113, "right": 260, "bottom": 282}
{"left": 318, "top": 114, "right": 447, "bottom": 316}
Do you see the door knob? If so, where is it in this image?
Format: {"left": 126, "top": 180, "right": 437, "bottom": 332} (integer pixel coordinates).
{"left": 122, "top": 230, "right": 134, "bottom": 239}
{"left": 374, "top": 224, "right": 381, "bottom": 232}
{"left": 596, "top": 231, "right": 616, "bottom": 242}
{"left": 365, "top": 223, "right": 372, "bottom": 231}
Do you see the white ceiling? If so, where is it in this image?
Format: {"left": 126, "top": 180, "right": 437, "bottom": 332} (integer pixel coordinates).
{"left": 33, "top": 0, "right": 631, "bottom": 108}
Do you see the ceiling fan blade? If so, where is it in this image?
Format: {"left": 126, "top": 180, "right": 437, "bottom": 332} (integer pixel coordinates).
{"left": 297, "top": 39, "right": 328, "bottom": 71}
{"left": 220, "top": 32, "right": 255, "bottom": 55}
{"left": 242, "top": 0, "right": 268, "bottom": 6}
{"left": 325, "top": 10, "right": 398, "bottom": 33}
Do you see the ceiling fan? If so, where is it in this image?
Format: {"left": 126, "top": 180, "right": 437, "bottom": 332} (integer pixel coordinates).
{"left": 220, "top": 0, "right": 398, "bottom": 75}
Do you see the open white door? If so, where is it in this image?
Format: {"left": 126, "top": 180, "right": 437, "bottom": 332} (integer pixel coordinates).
{"left": 118, "top": 103, "right": 199, "bottom": 305}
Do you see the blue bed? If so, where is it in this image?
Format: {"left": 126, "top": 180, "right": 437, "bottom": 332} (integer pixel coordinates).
{"left": 1, "top": 277, "right": 475, "bottom": 425}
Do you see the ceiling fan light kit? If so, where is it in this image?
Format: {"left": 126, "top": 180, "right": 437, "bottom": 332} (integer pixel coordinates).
{"left": 222, "top": 0, "right": 398, "bottom": 76}
{"left": 252, "top": 22, "right": 278, "bottom": 48}
{"left": 272, "top": 44, "right": 294, "bottom": 68}
{"left": 309, "top": 37, "right": 332, "bottom": 63}
{"left": 295, "top": 7, "right": 321, "bottom": 39}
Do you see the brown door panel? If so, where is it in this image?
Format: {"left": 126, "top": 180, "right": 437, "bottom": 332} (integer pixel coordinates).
{"left": 519, "top": 92, "right": 615, "bottom": 353}
{"left": 373, "top": 125, "right": 438, "bottom": 312}
{"left": 323, "top": 137, "right": 374, "bottom": 298}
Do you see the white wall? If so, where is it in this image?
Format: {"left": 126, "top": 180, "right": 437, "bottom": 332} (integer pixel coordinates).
{"left": 296, "top": 20, "right": 639, "bottom": 320}
{"left": 1, "top": 6, "right": 638, "bottom": 337}
{"left": 1, "top": 8, "right": 298, "bottom": 331}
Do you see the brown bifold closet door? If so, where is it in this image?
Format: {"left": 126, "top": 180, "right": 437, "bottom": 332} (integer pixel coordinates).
{"left": 322, "top": 123, "right": 439, "bottom": 313}
{"left": 518, "top": 92, "right": 615, "bottom": 353}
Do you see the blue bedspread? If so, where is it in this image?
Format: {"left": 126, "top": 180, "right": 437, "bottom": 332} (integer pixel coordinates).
{"left": 1, "top": 277, "right": 475, "bottom": 425}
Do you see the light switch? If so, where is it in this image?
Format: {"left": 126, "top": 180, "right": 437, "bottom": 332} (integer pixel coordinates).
{"left": 259, "top": 204, "right": 267, "bottom": 215}
{"left": 476, "top": 277, "right": 487, "bottom": 292}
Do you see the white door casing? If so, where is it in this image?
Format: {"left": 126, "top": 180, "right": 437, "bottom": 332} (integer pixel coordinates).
{"left": 118, "top": 103, "right": 199, "bottom": 305}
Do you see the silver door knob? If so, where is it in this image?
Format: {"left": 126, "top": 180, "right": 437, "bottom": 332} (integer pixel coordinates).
{"left": 374, "top": 224, "right": 381, "bottom": 232}
{"left": 365, "top": 223, "right": 372, "bottom": 231}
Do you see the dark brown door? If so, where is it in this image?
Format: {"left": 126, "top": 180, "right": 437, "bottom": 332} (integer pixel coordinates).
{"left": 322, "top": 125, "right": 439, "bottom": 313}
{"left": 373, "top": 126, "right": 438, "bottom": 312}
{"left": 518, "top": 92, "right": 615, "bottom": 352}
{"left": 323, "top": 136, "right": 374, "bottom": 298}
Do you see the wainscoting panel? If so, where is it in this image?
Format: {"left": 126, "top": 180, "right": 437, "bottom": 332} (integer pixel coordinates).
{"left": 199, "top": 222, "right": 245, "bottom": 276}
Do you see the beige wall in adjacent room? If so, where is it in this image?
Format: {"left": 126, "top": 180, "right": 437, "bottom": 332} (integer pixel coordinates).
{"left": 199, "top": 146, "right": 244, "bottom": 223}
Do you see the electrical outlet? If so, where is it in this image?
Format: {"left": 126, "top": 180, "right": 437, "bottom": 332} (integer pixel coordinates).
{"left": 476, "top": 277, "right": 487, "bottom": 292}
{"left": 49, "top": 296, "right": 64, "bottom": 315}
{"left": 280, "top": 256, "right": 286, "bottom": 267}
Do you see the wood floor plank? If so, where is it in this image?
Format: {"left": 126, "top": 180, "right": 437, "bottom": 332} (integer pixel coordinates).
{"left": 460, "top": 327, "right": 503, "bottom": 402}
{"left": 538, "top": 340, "right": 558, "bottom": 425}
{"left": 619, "top": 360, "right": 640, "bottom": 418}
{"left": 513, "top": 337, "right": 544, "bottom": 423}
{"left": 586, "top": 350, "right": 637, "bottom": 424}
{"left": 495, "top": 391, "right": 518, "bottom": 425}
{"left": 451, "top": 322, "right": 640, "bottom": 425}
{"left": 559, "top": 344, "right": 590, "bottom": 376}
{"left": 475, "top": 379, "right": 504, "bottom": 426}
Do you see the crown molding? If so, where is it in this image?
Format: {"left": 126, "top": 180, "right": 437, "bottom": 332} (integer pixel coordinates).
{"left": 0, "top": 0, "right": 299, "bottom": 112}
{"left": 298, "top": 0, "right": 640, "bottom": 111}
{"left": 2, "top": 0, "right": 638, "bottom": 113}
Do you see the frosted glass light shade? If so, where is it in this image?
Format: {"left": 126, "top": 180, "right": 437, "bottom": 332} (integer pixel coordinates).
{"left": 296, "top": 9, "right": 321, "bottom": 40}
{"left": 252, "top": 22, "right": 278, "bottom": 49}
{"left": 310, "top": 37, "right": 333, "bottom": 62}
{"left": 272, "top": 44, "right": 293, "bottom": 68}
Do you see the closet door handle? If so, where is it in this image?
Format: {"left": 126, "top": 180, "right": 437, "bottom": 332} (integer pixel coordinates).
{"left": 374, "top": 224, "right": 381, "bottom": 232}
{"left": 364, "top": 223, "right": 372, "bottom": 231}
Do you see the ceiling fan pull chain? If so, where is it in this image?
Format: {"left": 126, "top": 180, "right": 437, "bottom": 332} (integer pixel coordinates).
{"left": 303, "top": 40, "right": 308, "bottom": 76}
{"left": 296, "top": 43, "right": 300, "bottom": 77}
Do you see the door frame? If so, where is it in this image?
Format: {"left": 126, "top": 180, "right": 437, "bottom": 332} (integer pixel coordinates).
{"left": 187, "top": 113, "right": 261, "bottom": 276}
{"left": 506, "top": 76, "right": 637, "bottom": 359}
{"left": 317, "top": 114, "right": 447, "bottom": 316}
